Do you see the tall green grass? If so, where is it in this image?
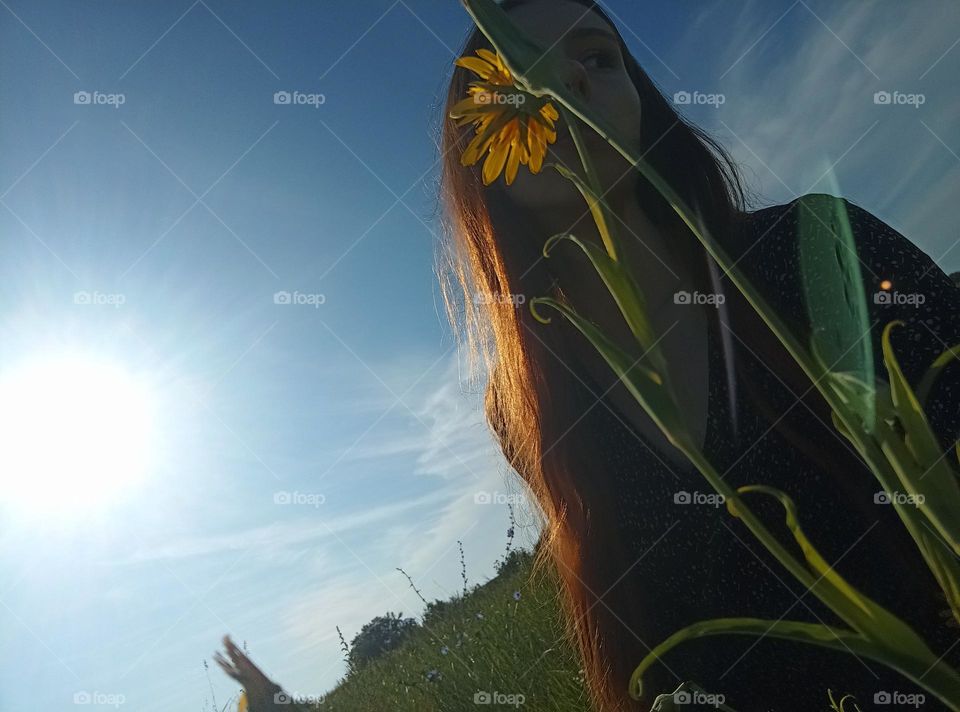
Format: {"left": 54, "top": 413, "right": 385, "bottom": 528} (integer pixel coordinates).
{"left": 316, "top": 545, "right": 589, "bottom": 712}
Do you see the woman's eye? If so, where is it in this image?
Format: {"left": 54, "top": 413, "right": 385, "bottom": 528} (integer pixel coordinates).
{"left": 581, "top": 49, "right": 616, "bottom": 70}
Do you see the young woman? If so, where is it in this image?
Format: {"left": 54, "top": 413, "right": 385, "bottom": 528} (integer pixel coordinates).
{"left": 437, "top": 1, "right": 960, "bottom": 710}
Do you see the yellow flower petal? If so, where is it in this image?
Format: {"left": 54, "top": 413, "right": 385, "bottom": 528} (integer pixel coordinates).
{"left": 449, "top": 95, "right": 494, "bottom": 120}
{"left": 505, "top": 140, "right": 522, "bottom": 185}
{"left": 475, "top": 48, "right": 504, "bottom": 72}
{"left": 462, "top": 133, "right": 489, "bottom": 166}
{"left": 528, "top": 137, "right": 546, "bottom": 173}
{"left": 482, "top": 135, "right": 511, "bottom": 185}
{"left": 454, "top": 56, "right": 496, "bottom": 80}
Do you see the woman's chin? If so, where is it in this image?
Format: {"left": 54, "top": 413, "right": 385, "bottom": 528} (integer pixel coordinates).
{"left": 492, "top": 140, "right": 636, "bottom": 213}
{"left": 547, "top": 138, "right": 634, "bottom": 183}
{"left": 504, "top": 172, "right": 580, "bottom": 212}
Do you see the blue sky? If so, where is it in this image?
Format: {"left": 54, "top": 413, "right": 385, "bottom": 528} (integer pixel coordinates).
{"left": 1, "top": 1, "right": 958, "bottom": 710}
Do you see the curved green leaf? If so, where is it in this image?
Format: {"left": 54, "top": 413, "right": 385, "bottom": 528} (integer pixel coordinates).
{"left": 529, "top": 296, "right": 689, "bottom": 445}
{"left": 628, "top": 616, "right": 960, "bottom": 709}
{"left": 917, "top": 343, "right": 960, "bottom": 407}
{"left": 549, "top": 163, "right": 618, "bottom": 260}
{"left": 881, "top": 321, "right": 960, "bottom": 553}
{"left": 733, "top": 484, "right": 929, "bottom": 652}
{"left": 542, "top": 231, "right": 668, "bottom": 378}
{"left": 628, "top": 618, "right": 868, "bottom": 702}
{"left": 796, "top": 193, "right": 875, "bottom": 428}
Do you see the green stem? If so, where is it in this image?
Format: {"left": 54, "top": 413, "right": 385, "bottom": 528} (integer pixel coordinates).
{"left": 632, "top": 618, "right": 960, "bottom": 710}
{"left": 678, "top": 447, "right": 872, "bottom": 634}
{"left": 559, "top": 105, "right": 620, "bottom": 262}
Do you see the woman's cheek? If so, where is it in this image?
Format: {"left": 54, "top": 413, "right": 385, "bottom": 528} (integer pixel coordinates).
{"left": 495, "top": 165, "right": 574, "bottom": 210}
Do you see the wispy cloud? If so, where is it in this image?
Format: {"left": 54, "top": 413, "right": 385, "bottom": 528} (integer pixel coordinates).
{"left": 111, "top": 487, "right": 456, "bottom": 565}
{"left": 341, "top": 352, "right": 504, "bottom": 480}
{"left": 666, "top": 0, "right": 959, "bottom": 265}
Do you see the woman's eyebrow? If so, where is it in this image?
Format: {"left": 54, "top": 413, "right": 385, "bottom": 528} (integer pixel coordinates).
{"left": 564, "top": 27, "right": 619, "bottom": 44}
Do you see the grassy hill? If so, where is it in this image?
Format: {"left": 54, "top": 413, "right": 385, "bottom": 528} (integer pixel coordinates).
{"left": 315, "top": 544, "right": 592, "bottom": 712}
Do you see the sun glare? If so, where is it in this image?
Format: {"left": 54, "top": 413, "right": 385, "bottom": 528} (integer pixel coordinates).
{"left": 0, "top": 355, "right": 155, "bottom": 516}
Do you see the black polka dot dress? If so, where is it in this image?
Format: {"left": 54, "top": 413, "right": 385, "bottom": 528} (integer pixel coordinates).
{"left": 571, "top": 193, "right": 960, "bottom": 712}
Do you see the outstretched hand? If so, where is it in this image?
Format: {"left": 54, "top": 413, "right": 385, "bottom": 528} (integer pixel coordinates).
{"left": 214, "top": 636, "right": 310, "bottom": 712}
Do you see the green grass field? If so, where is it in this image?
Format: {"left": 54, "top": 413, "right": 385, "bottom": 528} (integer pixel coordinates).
{"left": 314, "top": 546, "right": 591, "bottom": 711}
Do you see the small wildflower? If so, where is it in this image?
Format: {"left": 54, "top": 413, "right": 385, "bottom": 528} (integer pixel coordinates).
{"left": 440, "top": 645, "right": 449, "bottom": 655}
{"left": 426, "top": 668, "right": 442, "bottom": 682}
{"left": 512, "top": 590, "right": 521, "bottom": 601}
{"left": 475, "top": 611, "right": 485, "bottom": 620}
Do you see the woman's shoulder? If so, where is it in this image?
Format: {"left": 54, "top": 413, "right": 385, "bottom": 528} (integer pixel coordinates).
{"left": 730, "top": 191, "right": 960, "bottom": 449}
{"left": 728, "top": 192, "right": 958, "bottom": 315}
{"left": 736, "top": 192, "right": 952, "bottom": 281}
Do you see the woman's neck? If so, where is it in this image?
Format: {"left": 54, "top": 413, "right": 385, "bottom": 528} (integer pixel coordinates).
{"left": 530, "top": 191, "right": 693, "bottom": 314}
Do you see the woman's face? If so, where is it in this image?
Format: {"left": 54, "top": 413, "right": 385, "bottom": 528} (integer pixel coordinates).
{"left": 492, "top": 0, "right": 643, "bottom": 215}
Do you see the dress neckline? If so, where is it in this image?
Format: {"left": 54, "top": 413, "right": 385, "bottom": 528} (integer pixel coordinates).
{"left": 574, "top": 298, "right": 735, "bottom": 470}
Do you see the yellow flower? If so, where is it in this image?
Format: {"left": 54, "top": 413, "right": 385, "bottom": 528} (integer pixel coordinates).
{"left": 450, "top": 48, "right": 559, "bottom": 186}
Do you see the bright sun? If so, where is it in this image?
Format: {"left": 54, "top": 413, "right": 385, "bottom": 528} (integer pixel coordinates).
{"left": 0, "top": 355, "right": 155, "bottom": 515}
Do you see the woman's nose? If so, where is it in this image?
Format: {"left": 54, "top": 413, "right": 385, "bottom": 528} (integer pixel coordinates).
{"left": 561, "top": 60, "right": 590, "bottom": 101}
